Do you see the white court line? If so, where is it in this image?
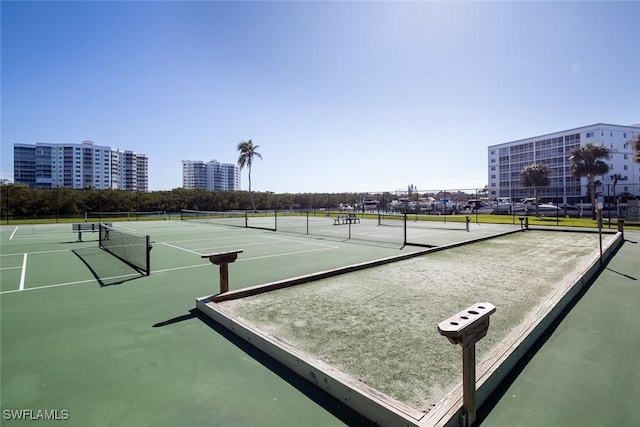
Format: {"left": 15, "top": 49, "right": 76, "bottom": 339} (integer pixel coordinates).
{"left": 0, "top": 245, "right": 339, "bottom": 295}
{"left": 150, "top": 245, "right": 337, "bottom": 271}
{"left": 2, "top": 277, "right": 100, "bottom": 294}
{"left": 19, "top": 253, "right": 27, "bottom": 291}
{"left": 163, "top": 235, "right": 337, "bottom": 255}
{"left": 237, "top": 245, "right": 337, "bottom": 262}
{"left": 164, "top": 240, "right": 274, "bottom": 255}
{"left": 9, "top": 232, "right": 73, "bottom": 241}
{"left": 163, "top": 234, "right": 276, "bottom": 245}
{"left": 254, "top": 234, "right": 342, "bottom": 248}
{"left": 10, "top": 226, "right": 19, "bottom": 240}
{"left": 0, "top": 247, "right": 85, "bottom": 257}
{"left": 161, "top": 242, "right": 202, "bottom": 255}
{"left": 191, "top": 239, "right": 331, "bottom": 253}
{"left": 1, "top": 266, "right": 23, "bottom": 271}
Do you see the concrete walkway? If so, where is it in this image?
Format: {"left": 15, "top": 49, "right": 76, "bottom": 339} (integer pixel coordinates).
{"left": 478, "top": 230, "right": 640, "bottom": 427}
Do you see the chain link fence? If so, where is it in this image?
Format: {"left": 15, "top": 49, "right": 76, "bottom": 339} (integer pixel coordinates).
{"left": 1, "top": 184, "right": 638, "bottom": 224}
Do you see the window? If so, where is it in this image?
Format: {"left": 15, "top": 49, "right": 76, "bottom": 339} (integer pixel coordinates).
{"left": 586, "top": 132, "right": 594, "bottom": 138}
{"left": 624, "top": 165, "right": 628, "bottom": 170}
{"left": 624, "top": 154, "right": 628, "bottom": 159}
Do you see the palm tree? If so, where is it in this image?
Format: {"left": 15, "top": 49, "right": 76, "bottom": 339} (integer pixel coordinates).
{"left": 480, "top": 185, "right": 489, "bottom": 199}
{"left": 610, "top": 173, "right": 624, "bottom": 213}
{"left": 237, "top": 140, "right": 263, "bottom": 212}
{"left": 569, "top": 143, "right": 611, "bottom": 219}
{"left": 520, "top": 163, "right": 551, "bottom": 216}
{"left": 632, "top": 135, "right": 640, "bottom": 163}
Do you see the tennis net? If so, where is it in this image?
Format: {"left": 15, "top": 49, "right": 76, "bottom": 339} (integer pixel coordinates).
{"left": 180, "top": 209, "right": 470, "bottom": 247}
{"left": 87, "top": 211, "right": 165, "bottom": 221}
{"left": 98, "top": 223, "right": 152, "bottom": 276}
{"left": 181, "top": 209, "right": 276, "bottom": 231}
{"left": 378, "top": 213, "right": 470, "bottom": 231}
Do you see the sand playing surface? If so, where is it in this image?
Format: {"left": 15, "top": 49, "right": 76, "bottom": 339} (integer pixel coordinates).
{"left": 219, "top": 230, "right": 616, "bottom": 411}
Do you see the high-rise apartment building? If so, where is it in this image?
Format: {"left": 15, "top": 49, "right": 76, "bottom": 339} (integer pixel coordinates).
{"left": 13, "top": 141, "right": 148, "bottom": 191}
{"left": 488, "top": 123, "right": 640, "bottom": 204}
{"left": 182, "top": 160, "right": 240, "bottom": 191}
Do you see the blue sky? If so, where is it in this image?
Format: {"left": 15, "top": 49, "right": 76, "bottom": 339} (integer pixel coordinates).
{"left": 2, "top": 1, "right": 639, "bottom": 193}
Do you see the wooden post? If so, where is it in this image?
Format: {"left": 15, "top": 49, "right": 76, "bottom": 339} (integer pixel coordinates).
{"left": 618, "top": 219, "right": 624, "bottom": 240}
{"left": 598, "top": 207, "right": 603, "bottom": 266}
{"left": 462, "top": 345, "right": 476, "bottom": 426}
{"left": 201, "top": 250, "right": 243, "bottom": 294}
{"left": 438, "top": 303, "right": 496, "bottom": 427}
{"left": 219, "top": 263, "right": 230, "bottom": 293}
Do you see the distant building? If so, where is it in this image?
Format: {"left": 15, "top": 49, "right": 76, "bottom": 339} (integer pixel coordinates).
{"left": 13, "top": 141, "right": 148, "bottom": 191}
{"left": 182, "top": 159, "right": 240, "bottom": 191}
{"left": 488, "top": 123, "right": 640, "bottom": 204}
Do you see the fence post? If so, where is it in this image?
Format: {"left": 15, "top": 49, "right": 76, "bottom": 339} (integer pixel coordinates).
{"left": 403, "top": 212, "right": 407, "bottom": 246}
{"left": 5, "top": 185, "right": 9, "bottom": 225}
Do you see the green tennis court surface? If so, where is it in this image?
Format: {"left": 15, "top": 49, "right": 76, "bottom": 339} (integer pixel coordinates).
{"left": 1, "top": 220, "right": 638, "bottom": 426}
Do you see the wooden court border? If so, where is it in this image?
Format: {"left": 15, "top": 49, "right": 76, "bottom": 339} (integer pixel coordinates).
{"left": 197, "top": 229, "right": 622, "bottom": 426}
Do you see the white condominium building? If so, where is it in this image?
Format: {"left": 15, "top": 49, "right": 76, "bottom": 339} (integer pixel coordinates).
{"left": 13, "top": 140, "right": 148, "bottom": 191}
{"left": 488, "top": 123, "right": 640, "bottom": 204}
{"left": 182, "top": 159, "right": 240, "bottom": 191}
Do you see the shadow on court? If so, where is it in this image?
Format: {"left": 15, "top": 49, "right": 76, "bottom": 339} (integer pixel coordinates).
{"left": 72, "top": 247, "right": 144, "bottom": 286}
{"left": 152, "top": 308, "right": 377, "bottom": 427}
{"left": 605, "top": 267, "right": 637, "bottom": 280}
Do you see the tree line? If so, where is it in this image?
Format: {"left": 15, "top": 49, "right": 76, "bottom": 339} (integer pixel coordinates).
{"left": 0, "top": 185, "right": 407, "bottom": 220}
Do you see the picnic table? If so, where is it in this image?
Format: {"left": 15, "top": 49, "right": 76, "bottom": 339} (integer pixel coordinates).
{"left": 333, "top": 213, "right": 360, "bottom": 225}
